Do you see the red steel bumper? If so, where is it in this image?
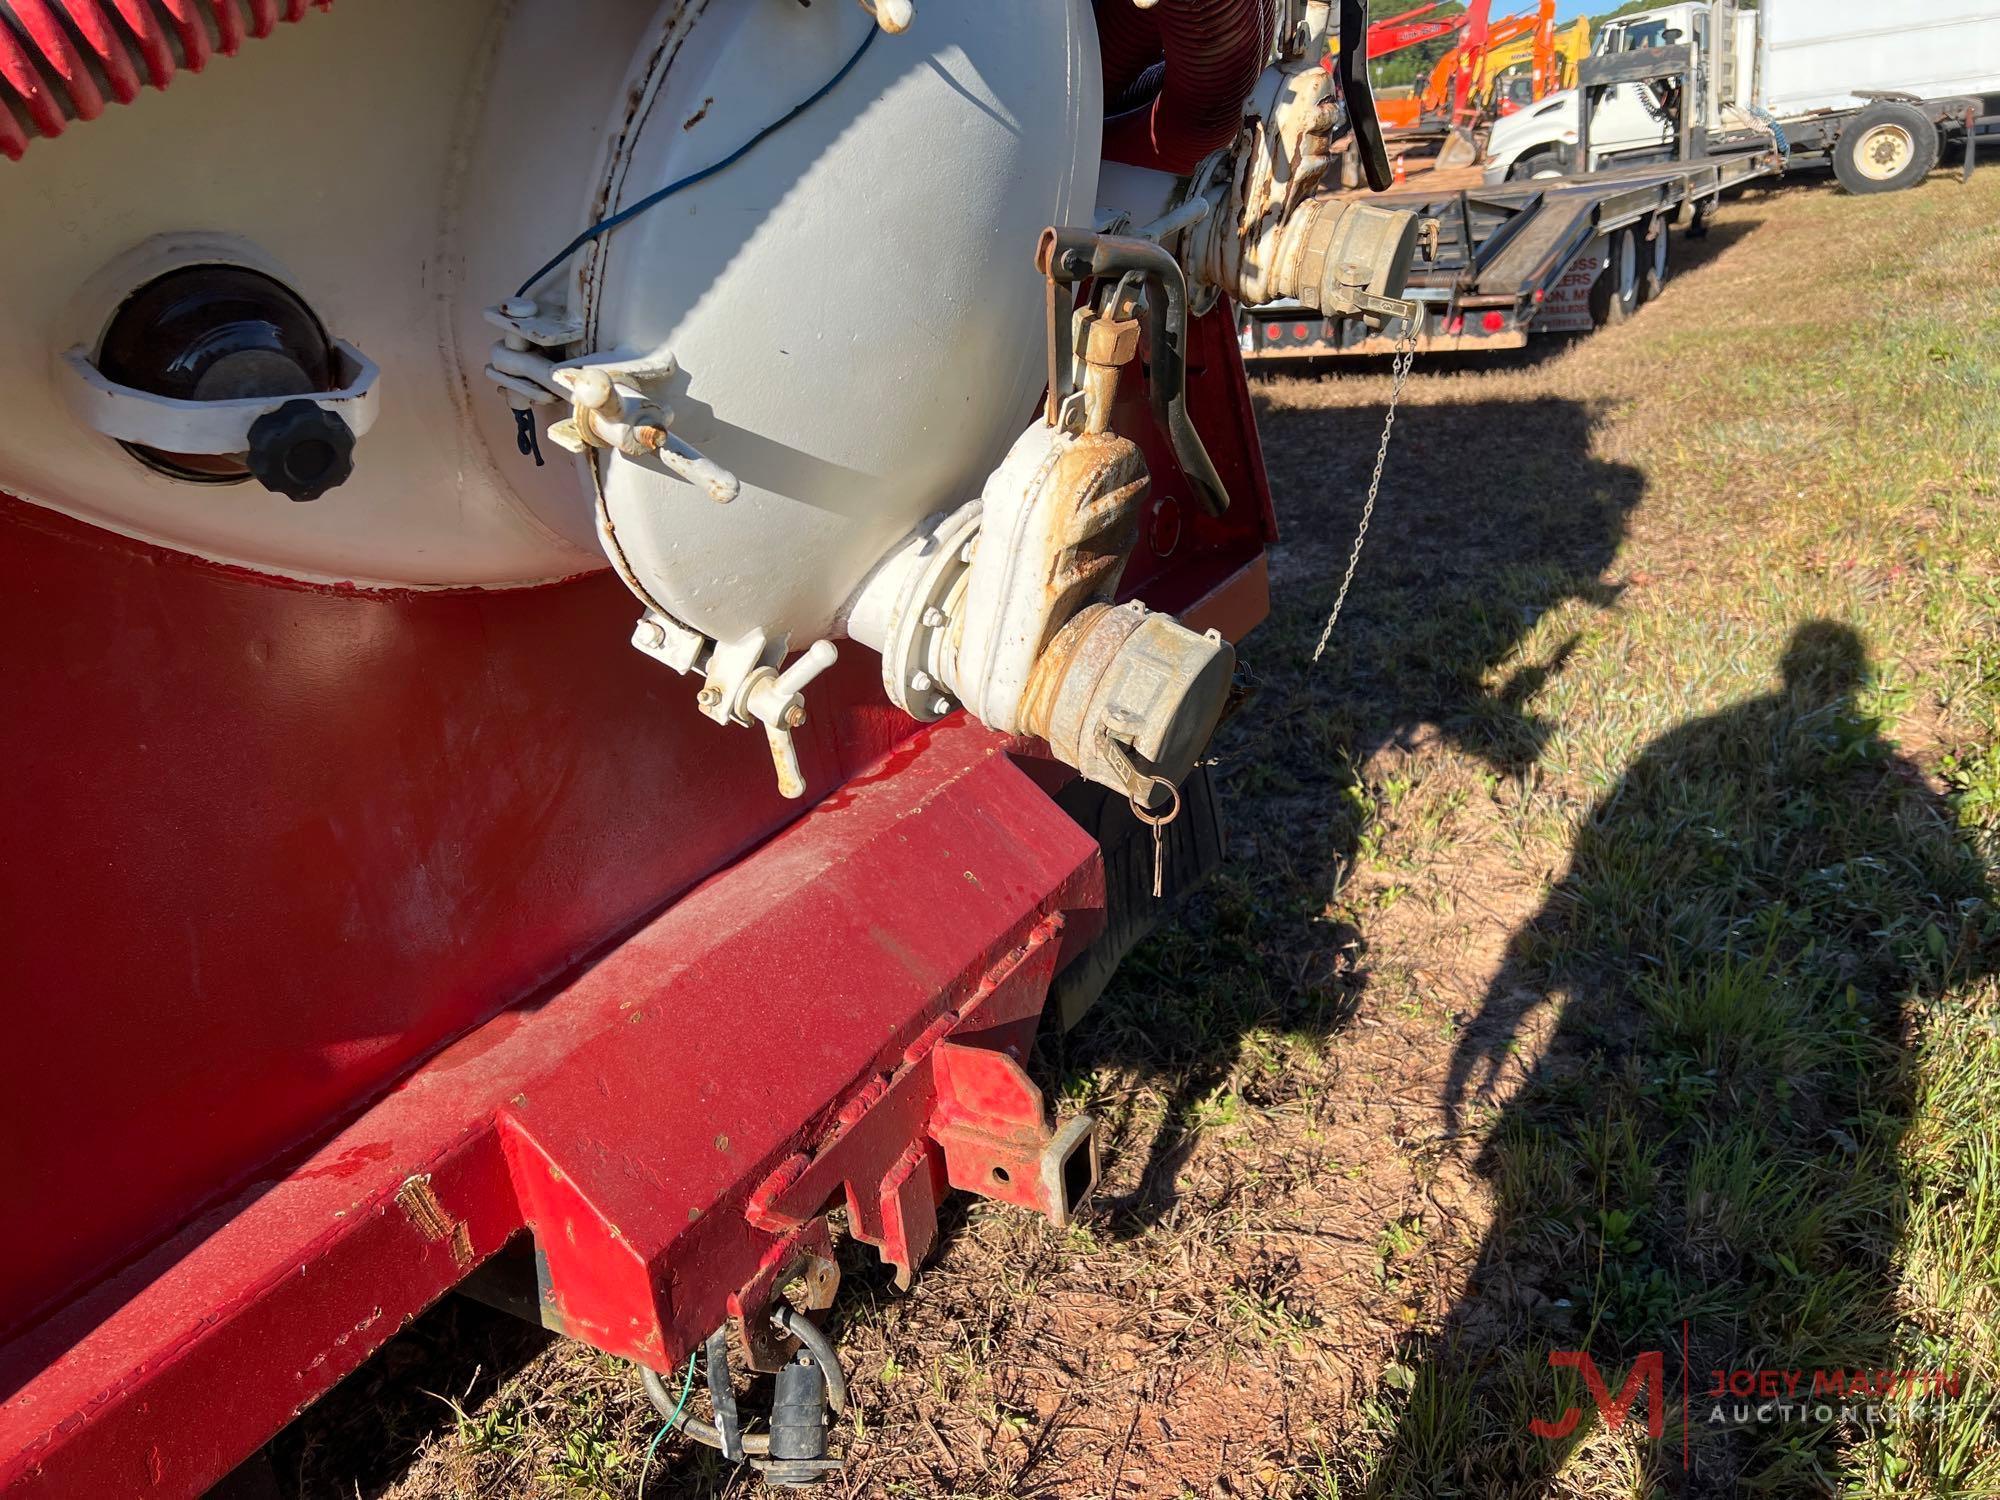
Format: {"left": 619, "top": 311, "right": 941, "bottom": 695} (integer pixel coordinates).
{"left": 0, "top": 721, "right": 1105, "bottom": 1497}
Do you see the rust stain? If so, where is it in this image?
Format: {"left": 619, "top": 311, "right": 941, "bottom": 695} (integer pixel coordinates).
{"left": 393, "top": 1173, "right": 473, "bottom": 1268}
{"left": 683, "top": 96, "right": 714, "bottom": 130}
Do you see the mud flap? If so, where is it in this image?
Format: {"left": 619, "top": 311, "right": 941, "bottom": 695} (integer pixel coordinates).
{"left": 1048, "top": 764, "right": 1226, "bottom": 1031}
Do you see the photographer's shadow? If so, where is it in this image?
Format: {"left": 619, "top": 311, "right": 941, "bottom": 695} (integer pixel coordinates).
{"left": 1374, "top": 622, "right": 1996, "bottom": 1494}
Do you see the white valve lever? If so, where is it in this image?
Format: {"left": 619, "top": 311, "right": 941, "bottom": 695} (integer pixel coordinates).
{"left": 743, "top": 640, "right": 839, "bottom": 799}
{"left": 653, "top": 429, "right": 741, "bottom": 505}
{"left": 772, "top": 640, "right": 840, "bottom": 704}
{"left": 546, "top": 363, "right": 739, "bottom": 504}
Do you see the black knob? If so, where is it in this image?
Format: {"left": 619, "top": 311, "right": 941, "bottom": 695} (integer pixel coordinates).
{"left": 246, "top": 399, "right": 355, "bottom": 502}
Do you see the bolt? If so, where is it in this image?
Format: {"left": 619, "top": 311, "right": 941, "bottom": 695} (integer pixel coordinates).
{"left": 921, "top": 606, "right": 946, "bottom": 629}
{"left": 501, "top": 297, "right": 536, "bottom": 319}
{"left": 910, "top": 671, "right": 933, "bottom": 693}
{"left": 785, "top": 704, "right": 808, "bottom": 728}
{"left": 633, "top": 620, "right": 666, "bottom": 649}
{"left": 697, "top": 686, "right": 723, "bottom": 709}
{"left": 931, "top": 696, "right": 954, "bottom": 716}
{"left": 959, "top": 538, "right": 977, "bottom": 565}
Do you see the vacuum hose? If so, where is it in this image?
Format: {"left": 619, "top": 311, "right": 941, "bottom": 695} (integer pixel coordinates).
{"left": 0, "top": 0, "right": 331, "bottom": 161}
{"left": 1096, "top": 0, "right": 1274, "bottom": 174}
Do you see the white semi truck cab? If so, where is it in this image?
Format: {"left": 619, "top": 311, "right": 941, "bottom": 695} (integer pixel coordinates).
{"left": 1484, "top": 0, "right": 1999, "bottom": 193}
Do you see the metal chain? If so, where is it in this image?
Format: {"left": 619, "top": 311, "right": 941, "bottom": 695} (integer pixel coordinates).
{"left": 1312, "top": 314, "right": 1420, "bottom": 663}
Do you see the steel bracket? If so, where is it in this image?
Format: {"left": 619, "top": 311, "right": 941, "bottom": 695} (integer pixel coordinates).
{"left": 725, "top": 1221, "right": 841, "bottom": 1374}
{"left": 745, "top": 914, "right": 1098, "bottom": 1293}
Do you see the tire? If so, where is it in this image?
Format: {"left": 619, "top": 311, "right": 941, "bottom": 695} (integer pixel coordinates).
{"left": 1639, "top": 222, "right": 1670, "bottom": 303}
{"left": 1507, "top": 145, "right": 1570, "bottom": 182}
{"left": 1588, "top": 228, "right": 1641, "bottom": 327}
{"left": 1833, "top": 101, "right": 1940, "bottom": 194}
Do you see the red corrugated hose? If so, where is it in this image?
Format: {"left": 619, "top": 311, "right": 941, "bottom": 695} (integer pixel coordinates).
{"left": 1097, "top": 0, "right": 1272, "bottom": 175}
{"left": 0, "top": 0, "right": 329, "bottom": 160}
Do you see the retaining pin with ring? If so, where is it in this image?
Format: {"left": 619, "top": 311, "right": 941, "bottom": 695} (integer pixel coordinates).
{"left": 1129, "top": 775, "right": 1182, "bottom": 900}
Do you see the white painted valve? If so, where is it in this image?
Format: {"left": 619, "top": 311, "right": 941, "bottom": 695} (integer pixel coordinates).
{"left": 742, "top": 640, "right": 841, "bottom": 800}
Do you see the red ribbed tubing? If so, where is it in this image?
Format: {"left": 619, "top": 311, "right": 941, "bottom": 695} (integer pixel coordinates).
{"left": 1098, "top": 0, "right": 1272, "bottom": 175}
{"left": 0, "top": 0, "right": 329, "bottom": 160}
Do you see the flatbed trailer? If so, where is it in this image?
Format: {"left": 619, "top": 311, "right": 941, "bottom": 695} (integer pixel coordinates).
{"left": 1242, "top": 143, "right": 1778, "bottom": 360}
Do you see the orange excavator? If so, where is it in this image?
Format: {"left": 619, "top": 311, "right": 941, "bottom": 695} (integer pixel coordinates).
{"left": 1373, "top": 0, "right": 1567, "bottom": 135}
{"left": 1365, "top": 2, "right": 1472, "bottom": 59}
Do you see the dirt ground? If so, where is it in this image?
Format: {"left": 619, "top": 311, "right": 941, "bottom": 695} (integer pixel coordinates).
{"left": 271, "top": 164, "right": 2000, "bottom": 1499}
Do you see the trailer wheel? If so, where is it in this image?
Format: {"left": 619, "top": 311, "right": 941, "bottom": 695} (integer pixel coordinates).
{"left": 1834, "top": 101, "right": 1940, "bottom": 194}
{"left": 1640, "top": 223, "right": 1670, "bottom": 304}
{"left": 1589, "top": 228, "right": 1641, "bottom": 327}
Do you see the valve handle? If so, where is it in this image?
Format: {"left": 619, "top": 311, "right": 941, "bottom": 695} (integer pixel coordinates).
{"left": 746, "top": 640, "right": 840, "bottom": 800}
{"left": 773, "top": 639, "right": 839, "bottom": 703}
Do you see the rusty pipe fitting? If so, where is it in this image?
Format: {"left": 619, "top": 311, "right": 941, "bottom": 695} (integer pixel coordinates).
{"left": 1238, "top": 196, "right": 1420, "bottom": 325}
{"left": 1020, "top": 599, "right": 1234, "bottom": 803}
{"left": 1078, "top": 311, "right": 1142, "bottom": 435}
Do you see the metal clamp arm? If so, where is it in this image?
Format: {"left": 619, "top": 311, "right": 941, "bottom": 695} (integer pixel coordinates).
{"left": 1036, "top": 227, "right": 1230, "bottom": 517}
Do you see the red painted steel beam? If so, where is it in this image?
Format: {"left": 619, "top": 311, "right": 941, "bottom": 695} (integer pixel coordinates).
{"left": 0, "top": 719, "right": 1105, "bottom": 1498}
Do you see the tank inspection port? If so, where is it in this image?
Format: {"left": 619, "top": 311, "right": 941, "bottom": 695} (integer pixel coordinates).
{"left": 59, "top": 255, "right": 379, "bottom": 500}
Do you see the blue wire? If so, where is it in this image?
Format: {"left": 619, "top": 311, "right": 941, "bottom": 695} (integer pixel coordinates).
{"left": 514, "top": 26, "right": 880, "bottom": 298}
{"left": 637, "top": 1352, "right": 699, "bottom": 1500}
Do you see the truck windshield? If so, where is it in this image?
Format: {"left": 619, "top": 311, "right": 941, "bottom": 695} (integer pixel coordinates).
{"left": 1608, "top": 20, "right": 1674, "bottom": 51}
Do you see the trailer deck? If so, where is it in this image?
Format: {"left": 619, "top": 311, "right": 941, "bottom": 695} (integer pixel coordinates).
{"left": 1243, "top": 145, "right": 1778, "bottom": 360}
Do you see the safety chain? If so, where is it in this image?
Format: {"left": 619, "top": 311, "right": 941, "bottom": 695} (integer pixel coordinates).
{"left": 1312, "top": 307, "right": 1423, "bottom": 663}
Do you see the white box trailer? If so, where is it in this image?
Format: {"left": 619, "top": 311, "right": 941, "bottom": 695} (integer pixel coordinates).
{"left": 1751, "top": 0, "right": 1999, "bottom": 193}
{"left": 1758, "top": 0, "right": 2000, "bottom": 118}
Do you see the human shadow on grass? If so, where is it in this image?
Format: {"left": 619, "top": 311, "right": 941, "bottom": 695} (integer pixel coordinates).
{"left": 1369, "top": 622, "right": 1997, "bottom": 1497}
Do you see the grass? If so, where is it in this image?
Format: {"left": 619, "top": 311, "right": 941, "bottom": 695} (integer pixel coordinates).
{"left": 276, "top": 165, "right": 2000, "bottom": 1497}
